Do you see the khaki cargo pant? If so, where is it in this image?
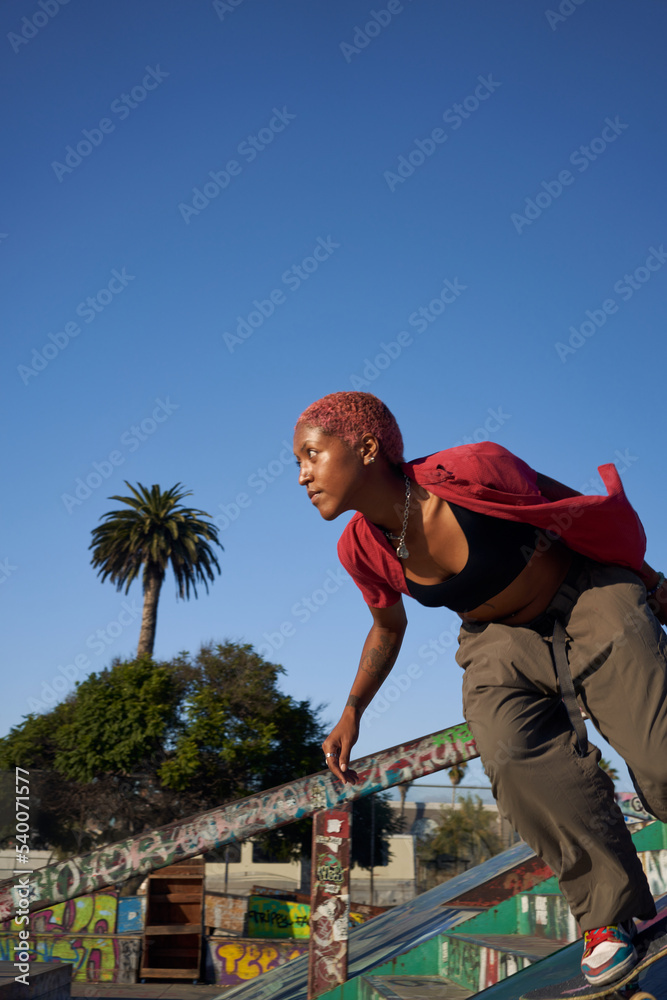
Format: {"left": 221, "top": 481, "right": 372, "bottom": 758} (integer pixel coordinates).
{"left": 455, "top": 557, "right": 667, "bottom": 930}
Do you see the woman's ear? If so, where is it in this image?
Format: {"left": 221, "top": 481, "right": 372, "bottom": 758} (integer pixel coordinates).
{"left": 359, "top": 432, "right": 380, "bottom": 465}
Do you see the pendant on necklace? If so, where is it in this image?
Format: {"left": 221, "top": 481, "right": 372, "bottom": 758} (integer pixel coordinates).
{"left": 397, "top": 541, "right": 409, "bottom": 559}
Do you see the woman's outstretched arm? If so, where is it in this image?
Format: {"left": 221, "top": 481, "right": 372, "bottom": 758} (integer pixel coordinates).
{"left": 322, "top": 599, "right": 408, "bottom": 784}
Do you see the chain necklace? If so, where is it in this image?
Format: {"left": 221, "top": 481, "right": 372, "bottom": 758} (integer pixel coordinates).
{"left": 384, "top": 475, "right": 411, "bottom": 559}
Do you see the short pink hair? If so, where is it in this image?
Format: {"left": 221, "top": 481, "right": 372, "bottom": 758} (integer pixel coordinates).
{"left": 296, "top": 392, "right": 404, "bottom": 465}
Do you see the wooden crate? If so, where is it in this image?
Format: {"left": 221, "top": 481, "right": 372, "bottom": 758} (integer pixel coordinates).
{"left": 140, "top": 859, "right": 205, "bottom": 981}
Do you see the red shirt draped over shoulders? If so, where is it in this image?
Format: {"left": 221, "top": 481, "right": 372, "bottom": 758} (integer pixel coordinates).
{"left": 337, "top": 442, "right": 647, "bottom": 608}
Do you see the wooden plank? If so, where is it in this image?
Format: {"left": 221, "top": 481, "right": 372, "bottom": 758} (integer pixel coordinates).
{"left": 150, "top": 862, "right": 204, "bottom": 876}
{"left": 150, "top": 893, "right": 202, "bottom": 903}
{"left": 144, "top": 924, "right": 202, "bottom": 934}
{"left": 140, "top": 968, "right": 200, "bottom": 978}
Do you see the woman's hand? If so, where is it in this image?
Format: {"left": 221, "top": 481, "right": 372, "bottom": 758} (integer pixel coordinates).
{"left": 322, "top": 708, "right": 360, "bottom": 784}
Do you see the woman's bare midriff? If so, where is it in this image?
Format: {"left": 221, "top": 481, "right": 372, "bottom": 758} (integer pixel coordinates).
{"left": 458, "top": 540, "right": 572, "bottom": 625}
{"left": 401, "top": 493, "right": 574, "bottom": 626}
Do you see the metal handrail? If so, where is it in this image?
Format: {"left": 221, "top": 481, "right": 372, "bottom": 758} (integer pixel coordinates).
{"left": 0, "top": 722, "right": 478, "bottom": 920}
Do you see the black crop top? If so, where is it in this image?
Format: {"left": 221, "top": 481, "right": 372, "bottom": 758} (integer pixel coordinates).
{"left": 405, "top": 503, "right": 540, "bottom": 613}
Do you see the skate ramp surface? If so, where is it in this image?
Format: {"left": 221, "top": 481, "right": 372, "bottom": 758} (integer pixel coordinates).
{"left": 217, "top": 840, "right": 538, "bottom": 1000}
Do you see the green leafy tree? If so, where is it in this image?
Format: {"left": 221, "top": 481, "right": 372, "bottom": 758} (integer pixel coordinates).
{"left": 350, "top": 793, "right": 403, "bottom": 871}
{"left": 0, "top": 656, "right": 188, "bottom": 855}
{"left": 418, "top": 795, "right": 502, "bottom": 888}
{"left": 0, "top": 643, "right": 396, "bottom": 871}
{"left": 89, "top": 482, "right": 222, "bottom": 657}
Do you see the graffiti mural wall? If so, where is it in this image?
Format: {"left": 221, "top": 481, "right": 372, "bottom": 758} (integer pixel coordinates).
{"left": 27, "top": 891, "right": 117, "bottom": 935}
{"left": 0, "top": 890, "right": 142, "bottom": 983}
{"left": 444, "top": 934, "right": 532, "bottom": 992}
{"left": 206, "top": 937, "right": 309, "bottom": 986}
{"left": 0, "top": 933, "right": 142, "bottom": 983}
{"left": 247, "top": 897, "right": 310, "bottom": 939}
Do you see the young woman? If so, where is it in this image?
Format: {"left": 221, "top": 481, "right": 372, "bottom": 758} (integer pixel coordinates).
{"left": 293, "top": 391, "right": 667, "bottom": 988}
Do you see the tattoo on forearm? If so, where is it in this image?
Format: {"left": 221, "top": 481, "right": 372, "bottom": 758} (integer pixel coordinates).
{"left": 346, "top": 695, "right": 360, "bottom": 708}
{"left": 361, "top": 632, "right": 400, "bottom": 682}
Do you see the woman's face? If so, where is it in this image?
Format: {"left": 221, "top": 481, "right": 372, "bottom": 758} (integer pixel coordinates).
{"left": 293, "top": 424, "right": 365, "bottom": 521}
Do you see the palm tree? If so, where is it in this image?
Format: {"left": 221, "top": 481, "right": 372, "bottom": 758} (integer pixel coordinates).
{"left": 398, "top": 780, "right": 413, "bottom": 820}
{"left": 599, "top": 758, "right": 620, "bottom": 784}
{"left": 89, "top": 482, "right": 223, "bottom": 657}
{"left": 418, "top": 796, "right": 502, "bottom": 885}
{"left": 448, "top": 762, "right": 468, "bottom": 806}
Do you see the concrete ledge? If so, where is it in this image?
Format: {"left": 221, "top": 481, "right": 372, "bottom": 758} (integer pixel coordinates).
{"left": 0, "top": 961, "right": 71, "bottom": 1000}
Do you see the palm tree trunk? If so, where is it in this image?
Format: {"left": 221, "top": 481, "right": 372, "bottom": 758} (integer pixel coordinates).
{"left": 398, "top": 780, "right": 413, "bottom": 819}
{"left": 137, "top": 569, "right": 163, "bottom": 657}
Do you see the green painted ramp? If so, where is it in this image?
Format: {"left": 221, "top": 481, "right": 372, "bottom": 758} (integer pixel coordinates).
{"left": 215, "top": 840, "right": 539, "bottom": 1000}
{"left": 474, "top": 896, "right": 667, "bottom": 1000}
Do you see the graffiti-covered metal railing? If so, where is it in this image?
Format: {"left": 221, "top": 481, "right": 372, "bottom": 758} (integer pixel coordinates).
{"left": 0, "top": 721, "right": 477, "bottom": 921}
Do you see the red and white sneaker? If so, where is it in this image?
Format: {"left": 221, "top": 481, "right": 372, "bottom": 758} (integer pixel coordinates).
{"left": 581, "top": 920, "right": 638, "bottom": 986}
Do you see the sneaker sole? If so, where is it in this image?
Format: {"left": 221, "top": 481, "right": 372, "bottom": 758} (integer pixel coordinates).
{"left": 583, "top": 945, "right": 638, "bottom": 987}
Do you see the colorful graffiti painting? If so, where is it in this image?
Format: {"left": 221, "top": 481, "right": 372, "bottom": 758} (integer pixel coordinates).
{"left": 207, "top": 938, "right": 309, "bottom": 986}
{"left": 0, "top": 890, "right": 143, "bottom": 983}
{"left": 117, "top": 895, "right": 146, "bottom": 934}
{"left": 1, "top": 891, "right": 118, "bottom": 936}
{"left": 308, "top": 807, "right": 351, "bottom": 998}
{"left": 639, "top": 848, "right": 667, "bottom": 897}
{"left": 0, "top": 933, "right": 141, "bottom": 983}
{"left": 247, "top": 897, "right": 310, "bottom": 940}
{"left": 243, "top": 896, "right": 368, "bottom": 940}
{"left": 444, "top": 934, "right": 530, "bottom": 992}
{"left": 0, "top": 722, "right": 478, "bottom": 920}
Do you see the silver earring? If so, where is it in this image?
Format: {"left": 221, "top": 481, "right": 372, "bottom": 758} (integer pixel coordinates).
{"left": 369, "top": 457, "right": 375, "bottom": 464}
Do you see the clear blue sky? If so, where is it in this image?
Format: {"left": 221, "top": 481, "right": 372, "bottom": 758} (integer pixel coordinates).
{"left": 3, "top": 0, "right": 666, "bottom": 794}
